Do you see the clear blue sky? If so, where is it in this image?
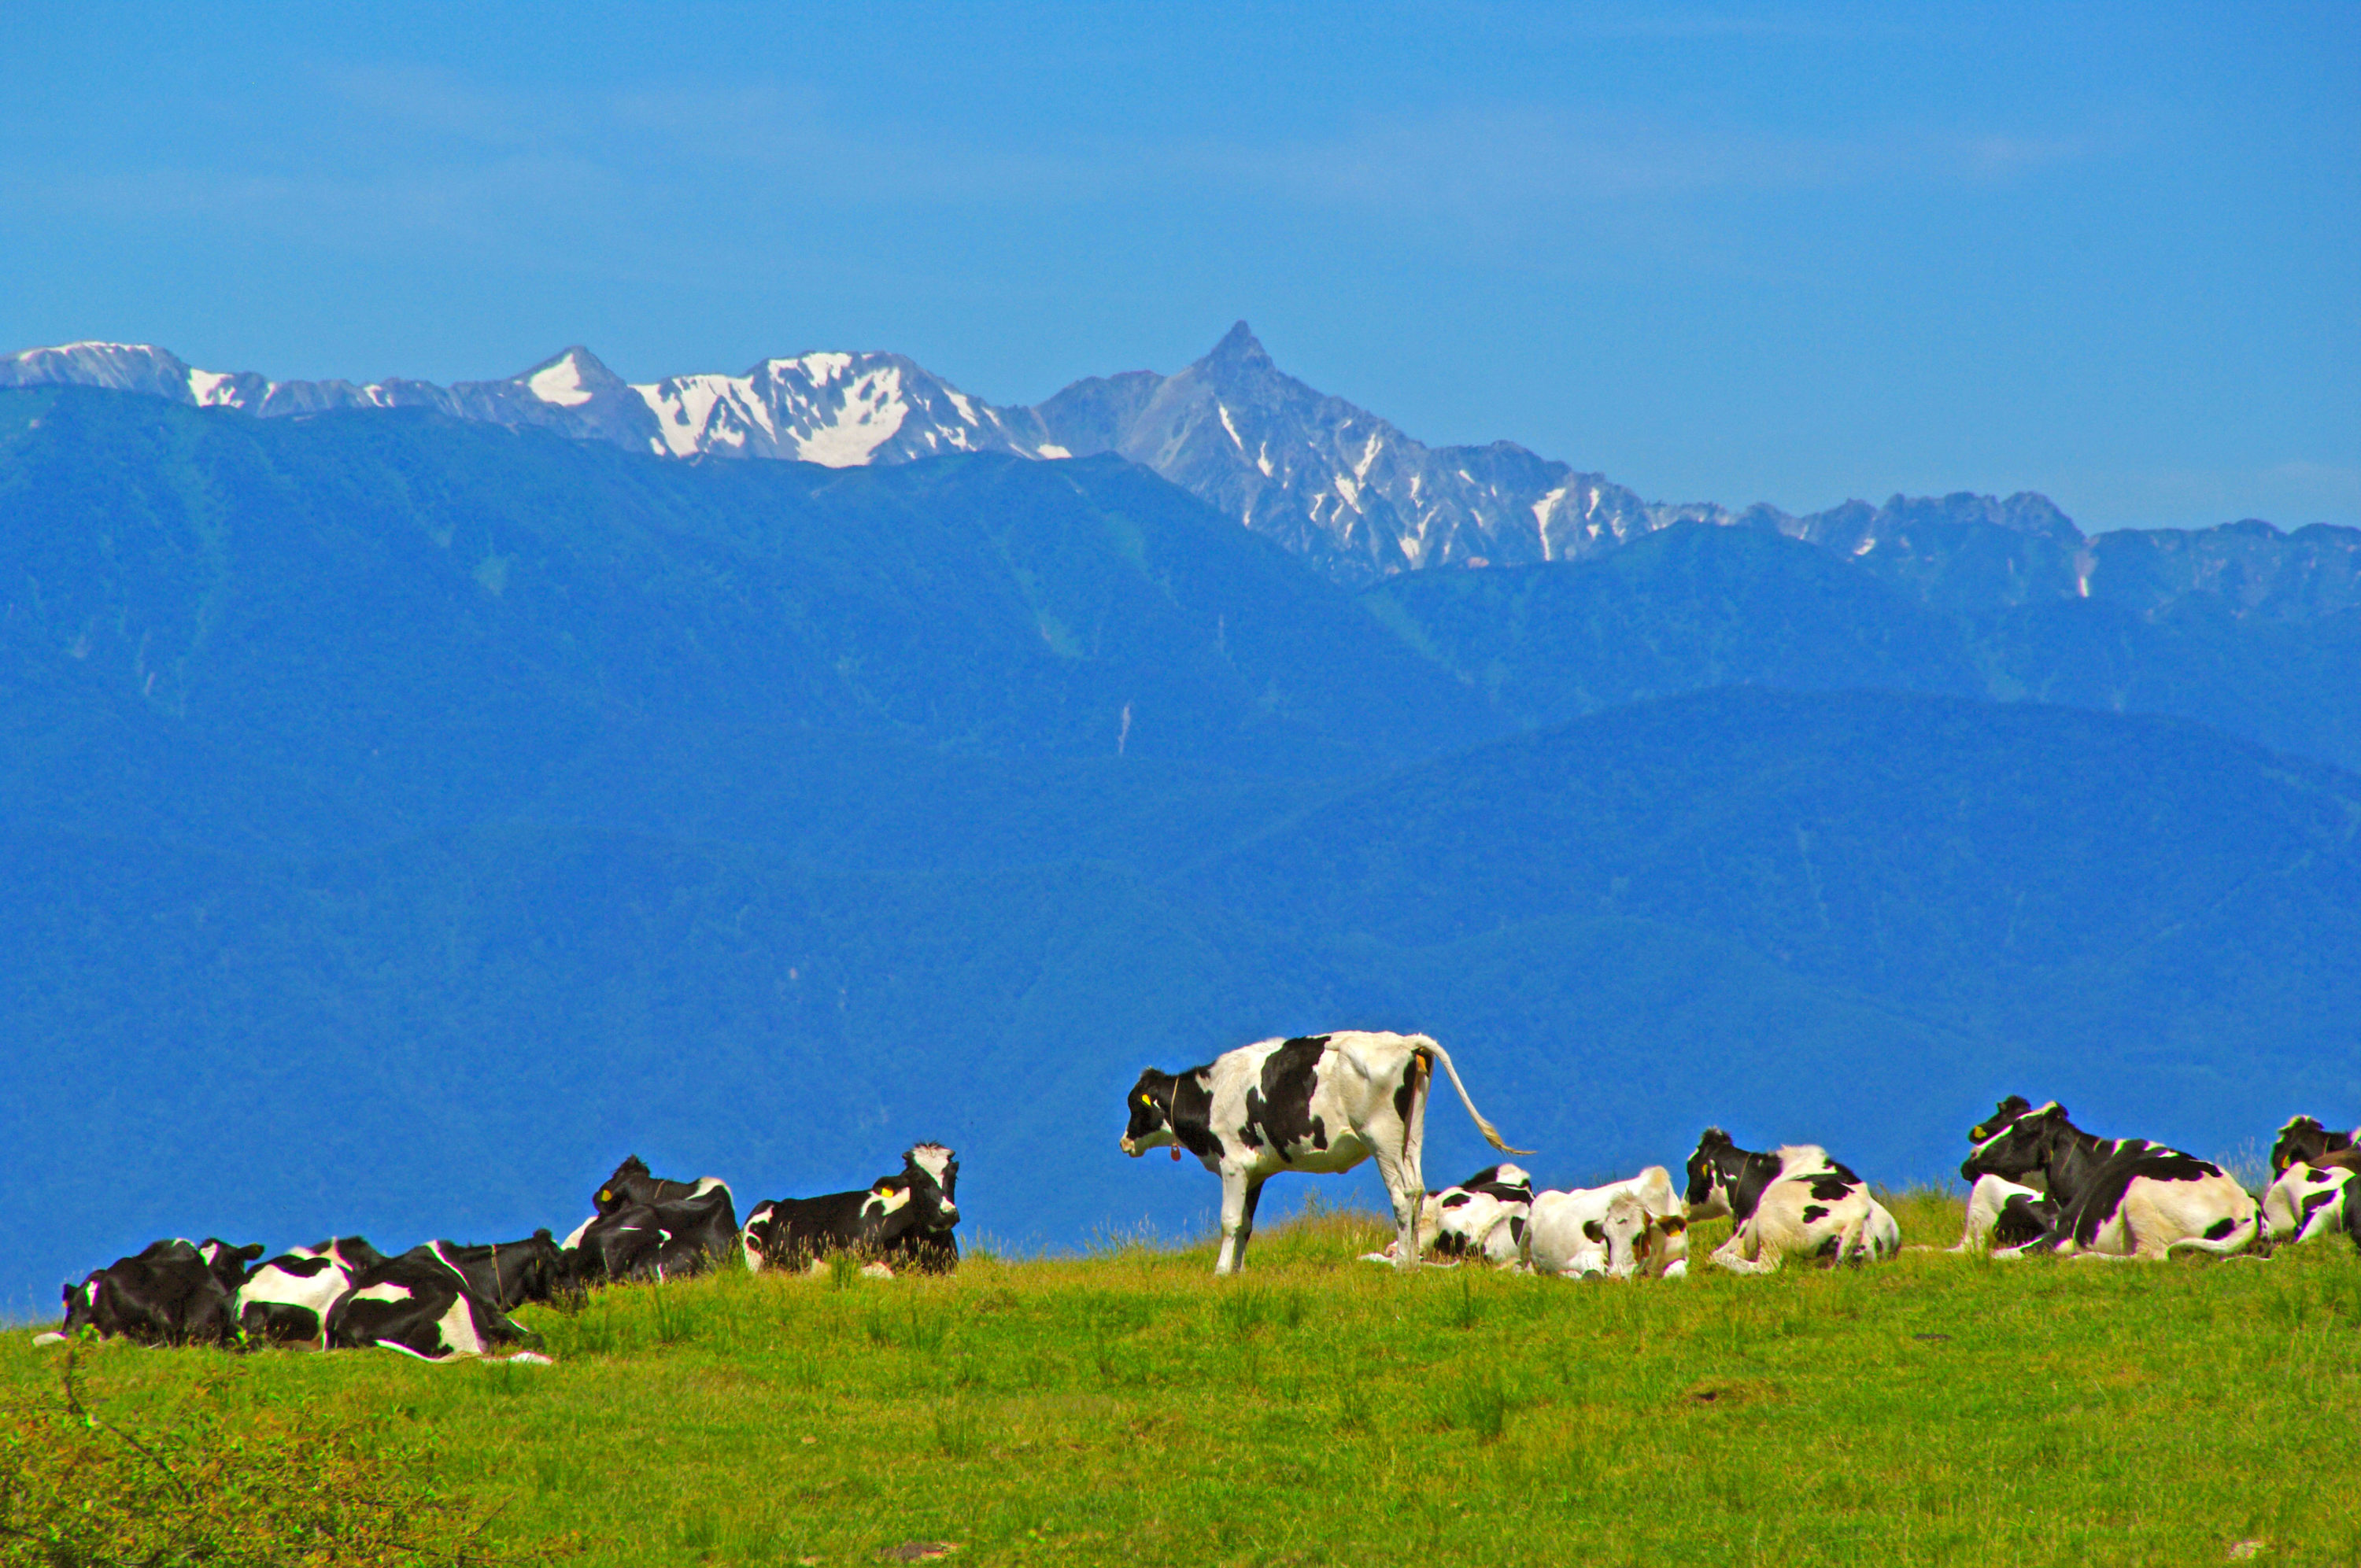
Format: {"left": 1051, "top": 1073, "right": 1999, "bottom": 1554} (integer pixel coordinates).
{"left": 4, "top": 2, "right": 2353, "bottom": 528}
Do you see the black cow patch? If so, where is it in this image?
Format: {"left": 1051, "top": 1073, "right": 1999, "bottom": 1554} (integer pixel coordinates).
{"left": 1441, "top": 1192, "right": 1474, "bottom": 1209}
{"left": 1805, "top": 1175, "right": 1857, "bottom": 1203}
{"left": 1170, "top": 1074, "right": 1224, "bottom": 1160}
{"left": 1244, "top": 1039, "right": 1332, "bottom": 1160}
{"left": 1392, "top": 1048, "right": 1424, "bottom": 1141}
{"left": 2203, "top": 1217, "right": 2237, "bottom": 1241}
{"left": 1801, "top": 1205, "right": 1830, "bottom": 1224}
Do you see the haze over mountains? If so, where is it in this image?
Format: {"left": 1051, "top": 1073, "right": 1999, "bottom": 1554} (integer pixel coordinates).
{"left": 11, "top": 327, "right": 2358, "bottom": 595}
{"left": 2, "top": 345, "right": 2355, "bottom": 1315}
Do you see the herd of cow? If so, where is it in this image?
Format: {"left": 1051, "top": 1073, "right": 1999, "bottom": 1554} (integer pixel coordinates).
{"left": 29, "top": 1028, "right": 2359, "bottom": 1363}
{"left": 1118, "top": 1031, "right": 2357, "bottom": 1277}
{"left": 31, "top": 1146, "right": 963, "bottom": 1363}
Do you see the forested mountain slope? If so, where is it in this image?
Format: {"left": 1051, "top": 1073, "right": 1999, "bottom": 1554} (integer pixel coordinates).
{"left": 3, "top": 390, "right": 2352, "bottom": 1314}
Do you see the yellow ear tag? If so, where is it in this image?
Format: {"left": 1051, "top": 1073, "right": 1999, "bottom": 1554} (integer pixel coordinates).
{"left": 598, "top": 1190, "right": 611, "bottom": 1203}
{"left": 1141, "top": 1093, "right": 1152, "bottom": 1106}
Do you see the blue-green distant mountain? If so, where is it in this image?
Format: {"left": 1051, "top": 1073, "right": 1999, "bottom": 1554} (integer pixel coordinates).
{"left": 2, "top": 388, "right": 2355, "bottom": 1315}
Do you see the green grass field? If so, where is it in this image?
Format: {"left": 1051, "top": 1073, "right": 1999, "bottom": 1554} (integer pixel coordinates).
{"left": 6, "top": 1195, "right": 2358, "bottom": 1567}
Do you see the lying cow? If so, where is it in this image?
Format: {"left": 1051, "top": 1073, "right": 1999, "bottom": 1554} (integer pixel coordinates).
{"left": 1121, "top": 1031, "right": 1527, "bottom": 1275}
{"left": 1526, "top": 1166, "right": 1690, "bottom": 1279}
{"left": 2263, "top": 1163, "right": 2355, "bottom": 1247}
{"left": 575, "top": 1182, "right": 741, "bottom": 1285}
{"left": 326, "top": 1249, "right": 540, "bottom": 1362}
{"left": 1359, "top": 1163, "right": 1534, "bottom": 1267}
{"left": 1949, "top": 1175, "right": 2060, "bottom": 1255}
{"left": 1960, "top": 1101, "right": 2257, "bottom": 1260}
{"left": 235, "top": 1236, "right": 392, "bottom": 1345}
{"left": 593, "top": 1154, "right": 733, "bottom": 1216}
{"left": 2270, "top": 1115, "right": 2359, "bottom": 1178}
{"left": 742, "top": 1144, "right": 962, "bottom": 1276}
{"left": 40, "top": 1238, "right": 261, "bottom": 1348}
{"left": 1685, "top": 1131, "right": 1900, "bottom": 1273}
{"left": 416, "top": 1232, "right": 575, "bottom": 1312}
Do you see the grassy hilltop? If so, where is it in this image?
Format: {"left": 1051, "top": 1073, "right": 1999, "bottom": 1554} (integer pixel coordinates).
{"left": 6, "top": 1198, "right": 2358, "bottom": 1567}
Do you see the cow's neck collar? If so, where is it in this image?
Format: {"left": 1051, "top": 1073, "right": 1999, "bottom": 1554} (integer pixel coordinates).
{"left": 2028, "top": 1116, "right": 2115, "bottom": 1207}
{"left": 1722, "top": 1146, "right": 1783, "bottom": 1224}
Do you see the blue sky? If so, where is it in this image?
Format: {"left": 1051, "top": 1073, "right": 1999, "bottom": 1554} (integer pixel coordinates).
{"left": 3, "top": 2, "right": 2353, "bottom": 527}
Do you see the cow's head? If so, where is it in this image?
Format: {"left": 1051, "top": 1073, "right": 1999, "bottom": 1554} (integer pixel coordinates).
{"left": 58, "top": 1276, "right": 100, "bottom": 1337}
{"left": 502, "top": 1229, "right": 574, "bottom": 1307}
{"left": 595, "top": 1156, "right": 653, "bottom": 1216}
{"left": 1121, "top": 1069, "right": 1177, "bottom": 1157}
{"left": 1963, "top": 1100, "right": 2071, "bottom": 1185}
{"left": 2270, "top": 1115, "right": 2354, "bottom": 1178}
{"left": 1684, "top": 1128, "right": 1742, "bottom": 1217}
{"left": 903, "top": 1144, "right": 961, "bottom": 1228}
{"left": 197, "top": 1240, "right": 265, "bottom": 1292}
{"left": 1588, "top": 1192, "right": 1653, "bottom": 1278}
{"left": 1967, "top": 1096, "right": 2035, "bottom": 1146}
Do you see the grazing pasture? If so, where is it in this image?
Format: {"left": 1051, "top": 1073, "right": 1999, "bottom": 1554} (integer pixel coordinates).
{"left": 5, "top": 1195, "right": 2356, "bottom": 1567}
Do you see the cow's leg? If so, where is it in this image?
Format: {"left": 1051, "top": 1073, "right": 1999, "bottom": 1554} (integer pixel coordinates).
{"left": 1214, "top": 1167, "right": 1252, "bottom": 1276}
{"left": 1235, "top": 1176, "right": 1269, "bottom": 1267}
{"left": 1370, "top": 1144, "right": 1423, "bottom": 1272}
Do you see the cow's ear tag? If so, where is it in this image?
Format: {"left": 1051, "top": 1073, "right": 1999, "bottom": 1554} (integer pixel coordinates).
{"left": 597, "top": 1190, "right": 611, "bottom": 1204}
{"left": 1170, "top": 1146, "right": 1182, "bottom": 1162}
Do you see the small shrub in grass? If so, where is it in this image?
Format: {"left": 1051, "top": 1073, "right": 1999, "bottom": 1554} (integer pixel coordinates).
{"left": 1443, "top": 1273, "right": 1483, "bottom": 1331}
{"left": 1217, "top": 1288, "right": 1269, "bottom": 1339}
{"left": 1438, "top": 1369, "right": 1510, "bottom": 1443}
{"left": 0, "top": 1354, "right": 502, "bottom": 1566}
{"left": 829, "top": 1252, "right": 863, "bottom": 1292}
{"left": 933, "top": 1400, "right": 980, "bottom": 1459}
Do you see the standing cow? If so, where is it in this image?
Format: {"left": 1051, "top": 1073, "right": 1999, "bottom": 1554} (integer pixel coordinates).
{"left": 1960, "top": 1101, "right": 2257, "bottom": 1260}
{"left": 1121, "top": 1031, "right": 1527, "bottom": 1275}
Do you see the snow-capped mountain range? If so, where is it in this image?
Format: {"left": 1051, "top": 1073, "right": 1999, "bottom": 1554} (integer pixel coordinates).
{"left": 4, "top": 325, "right": 2341, "bottom": 595}
{"left": 0, "top": 324, "right": 1742, "bottom": 584}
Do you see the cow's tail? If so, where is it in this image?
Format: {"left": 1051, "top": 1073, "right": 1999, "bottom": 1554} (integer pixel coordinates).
{"left": 1417, "top": 1039, "right": 1532, "bottom": 1156}
{"left": 2163, "top": 1213, "right": 2261, "bottom": 1258}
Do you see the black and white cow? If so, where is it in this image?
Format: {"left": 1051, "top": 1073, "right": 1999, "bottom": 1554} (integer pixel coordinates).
{"left": 2263, "top": 1163, "right": 2355, "bottom": 1247}
{"left": 39, "top": 1238, "right": 260, "bottom": 1347}
{"left": 592, "top": 1156, "right": 731, "bottom": 1216}
{"left": 232, "top": 1238, "right": 392, "bottom": 1346}
{"left": 742, "top": 1144, "right": 962, "bottom": 1276}
{"left": 1685, "top": 1131, "right": 1900, "bottom": 1272}
{"left": 1525, "top": 1167, "right": 1690, "bottom": 1279}
{"left": 293, "top": 1237, "right": 389, "bottom": 1273}
{"left": 1121, "top": 1031, "right": 1527, "bottom": 1275}
{"left": 575, "top": 1182, "right": 741, "bottom": 1285}
{"left": 418, "top": 1232, "right": 575, "bottom": 1312}
{"left": 1960, "top": 1101, "right": 2257, "bottom": 1260}
{"left": 1359, "top": 1163, "right": 1534, "bottom": 1267}
{"left": 1949, "top": 1175, "right": 2061, "bottom": 1255}
{"left": 1968, "top": 1096, "right": 2038, "bottom": 1146}
{"left": 2270, "top": 1115, "right": 2359, "bottom": 1178}
{"left": 325, "top": 1249, "right": 541, "bottom": 1362}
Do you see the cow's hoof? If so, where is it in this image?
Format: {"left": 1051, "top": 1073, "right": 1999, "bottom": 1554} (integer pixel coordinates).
{"left": 1661, "top": 1260, "right": 1688, "bottom": 1280}
{"left": 860, "top": 1262, "right": 896, "bottom": 1279}
{"left": 30, "top": 1332, "right": 66, "bottom": 1348}
{"left": 500, "top": 1351, "right": 556, "bottom": 1366}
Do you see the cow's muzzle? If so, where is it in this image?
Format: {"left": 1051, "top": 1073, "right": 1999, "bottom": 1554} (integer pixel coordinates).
{"left": 1120, "top": 1138, "right": 1140, "bottom": 1157}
